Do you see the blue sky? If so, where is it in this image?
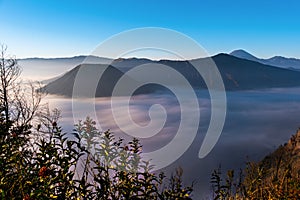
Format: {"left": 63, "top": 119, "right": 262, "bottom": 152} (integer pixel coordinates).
{"left": 0, "top": 0, "right": 300, "bottom": 59}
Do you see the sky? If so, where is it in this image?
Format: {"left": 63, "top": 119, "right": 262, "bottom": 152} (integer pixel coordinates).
{"left": 1, "top": 0, "right": 300, "bottom": 59}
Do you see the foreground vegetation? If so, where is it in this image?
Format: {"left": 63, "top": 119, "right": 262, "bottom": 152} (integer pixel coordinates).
{"left": 0, "top": 45, "right": 193, "bottom": 199}
{"left": 0, "top": 113, "right": 193, "bottom": 199}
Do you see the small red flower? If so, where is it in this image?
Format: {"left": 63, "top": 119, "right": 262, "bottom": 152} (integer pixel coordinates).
{"left": 23, "top": 194, "right": 31, "bottom": 200}
{"left": 38, "top": 166, "right": 49, "bottom": 178}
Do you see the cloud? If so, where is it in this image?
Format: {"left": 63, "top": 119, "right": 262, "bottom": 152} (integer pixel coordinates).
{"left": 45, "top": 87, "right": 300, "bottom": 196}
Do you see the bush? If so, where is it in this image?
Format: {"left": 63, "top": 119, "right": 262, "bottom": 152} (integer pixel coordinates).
{"left": 0, "top": 113, "right": 193, "bottom": 199}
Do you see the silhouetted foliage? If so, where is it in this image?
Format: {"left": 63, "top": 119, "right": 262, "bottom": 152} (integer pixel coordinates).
{"left": 0, "top": 114, "right": 193, "bottom": 199}
{"left": 0, "top": 47, "right": 193, "bottom": 199}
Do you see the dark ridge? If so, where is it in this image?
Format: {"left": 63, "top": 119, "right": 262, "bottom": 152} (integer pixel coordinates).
{"left": 42, "top": 54, "right": 300, "bottom": 97}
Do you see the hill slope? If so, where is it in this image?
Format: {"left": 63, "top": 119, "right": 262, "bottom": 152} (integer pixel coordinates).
{"left": 259, "top": 128, "right": 300, "bottom": 181}
{"left": 42, "top": 64, "right": 157, "bottom": 97}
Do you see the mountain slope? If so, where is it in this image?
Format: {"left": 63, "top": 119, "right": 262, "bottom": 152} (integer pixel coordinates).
{"left": 43, "top": 54, "right": 300, "bottom": 97}
{"left": 210, "top": 54, "right": 300, "bottom": 90}
{"left": 42, "top": 64, "right": 156, "bottom": 97}
{"left": 158, "top": 54, "right": 300, "bottom": 90}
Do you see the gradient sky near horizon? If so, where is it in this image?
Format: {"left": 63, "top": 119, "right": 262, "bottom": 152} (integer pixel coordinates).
{"left": 0, "top": 0, "right": 300, "bottom": 59}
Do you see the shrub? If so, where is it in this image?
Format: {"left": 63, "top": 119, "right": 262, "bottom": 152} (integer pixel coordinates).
{"left": 0, "top": 113, "right": 193, "bottom": 199}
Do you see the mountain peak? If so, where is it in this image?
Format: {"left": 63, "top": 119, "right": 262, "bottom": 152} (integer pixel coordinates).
{"left": 229, "top": 49, "right": 259, "bottom": 61}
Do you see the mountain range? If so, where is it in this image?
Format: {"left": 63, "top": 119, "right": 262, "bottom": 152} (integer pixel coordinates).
{"left": 19, "top": 49, "right": 300, "bottom": 81}
{"left": 230, "top": 49, "right": 300, "bottom": 70}
{"left": 41, "top": 53, "right": 300, "bottom": 97}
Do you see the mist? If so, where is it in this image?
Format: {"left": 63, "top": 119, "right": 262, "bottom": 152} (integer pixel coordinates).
{"left": 45, "top": 87, "right": 300, "bottom": 197}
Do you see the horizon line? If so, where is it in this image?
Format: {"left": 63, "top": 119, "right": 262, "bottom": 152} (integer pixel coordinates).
{"left": 16, "top": 49, "right": 300, "bottom": 61}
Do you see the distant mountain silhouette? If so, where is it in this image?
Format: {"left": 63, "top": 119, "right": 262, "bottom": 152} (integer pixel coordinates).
{"left": 18, "top": 55, "right": 113, "bottom": 80}
{"left": 19, "top": 55, "right": 113, "bottom": 64}
{"left": 230, "top": 49, "right": 300, "bottom": 70}
{"left": 42, "top": 54, "right": 300, "bottom": 97}
{"left": 230, "top": 49, "right": 260, "bottom": 61}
